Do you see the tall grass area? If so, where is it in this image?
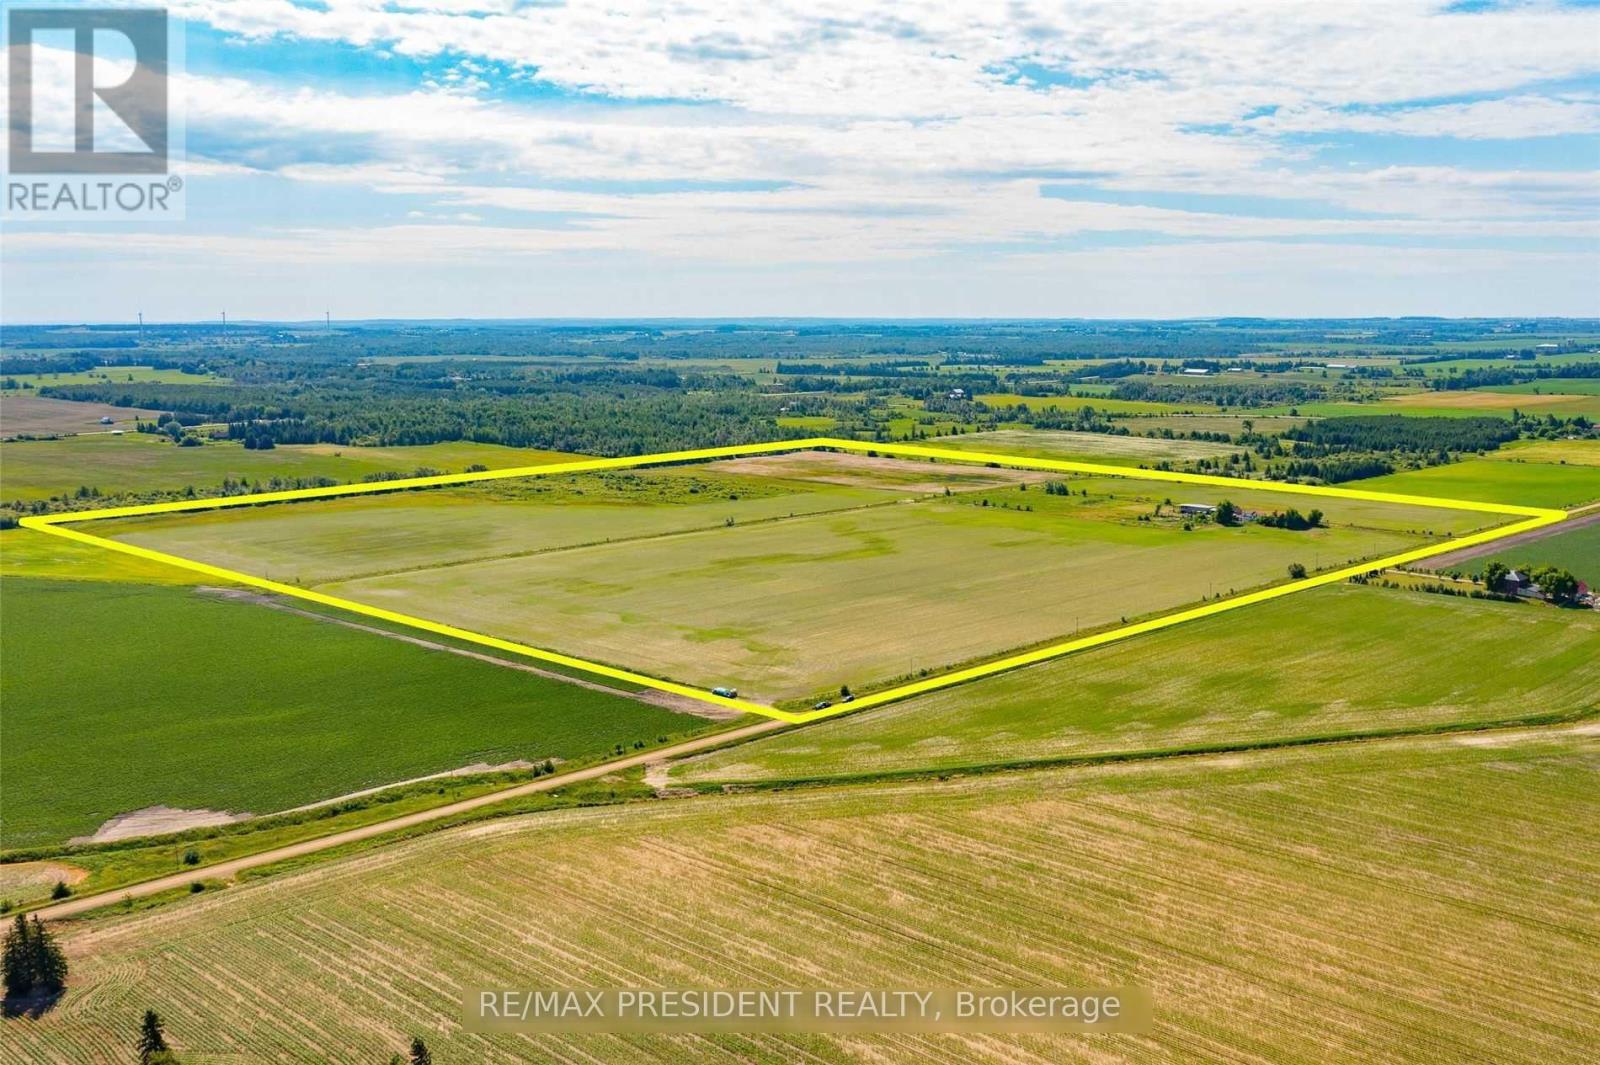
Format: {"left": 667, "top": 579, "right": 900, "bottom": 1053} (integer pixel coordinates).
{"left": 0, "top": 579, "right": 713, "bottom": 846}
{"left": 13, "top": 729, "right": 1596, "bottom": 1064}
{"left": 672, "top": 583, "right": 1600, "bottom": 784}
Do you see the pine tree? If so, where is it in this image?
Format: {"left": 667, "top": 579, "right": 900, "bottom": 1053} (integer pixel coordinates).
{"left": 138, "top": 1009, "right": 170, "bottom": 1063}
{"left": 2, "top": 914, "right": 33, "bottom": 997}
{"left": 29, "top": 917, "right": 68, "bottom": 993}
{"left": 410, "top": 1036, "right": 432, "bottom": 1065}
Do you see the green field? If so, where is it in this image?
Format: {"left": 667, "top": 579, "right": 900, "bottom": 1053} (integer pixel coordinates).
{"left": 672, "top": 583, "right": 1599, "bottom": 782}
{"left": 101, "top": 464, "right": 908, "bottom": 584}
{"left": 103, "top": 455, "right": 1480, "bottom": 704}
{"left": 1, "top": 365, "right": 224, "bottom": 388}
{"left": 0, "top": 578, "right": 716, "bottom": 846}
{"left": 14, "top": 728, "right": 1596, "bottom": 1064}
{"left": 0, "top": 433, "right": 573, "bottom": 501}
{"left": 1354, "top": 458, "right": 1600, "bottom": 509}
{"left": 0, "top": 528, "right": 199, "bottom": 584}
{"left": 1466, "top": 520, "right": 1600, "bottom": 586}
{"left": 1485, "top": 439, "right": 1600, "bottom": 466}
{"left": 1485, "top": 378, "right": 1600, "bottom": 396}
{"left": 975, "top": 392, "right": 1218, "bottom": 415}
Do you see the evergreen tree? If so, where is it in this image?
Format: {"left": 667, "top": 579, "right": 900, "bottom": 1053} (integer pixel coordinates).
{"left": 410, "top": 1036, "right": 432, "bottom": 1065}
{"left": 28, "top": 917, "right": 68, "bottom": 993}
{"left": 2, "top": 914, "right": 33, "bottom": 996}
{"left": 138, "top": 1009, "right": 170, "bottom": 1063}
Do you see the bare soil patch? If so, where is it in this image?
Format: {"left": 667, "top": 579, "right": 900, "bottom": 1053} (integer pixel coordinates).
{"left": 74, "top": 805, "right": 250, "bottom": 844}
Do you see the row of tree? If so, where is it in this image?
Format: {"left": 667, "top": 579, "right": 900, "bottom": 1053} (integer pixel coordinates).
{"left": 1, "top": 914, "right": 67, "bottom": 999}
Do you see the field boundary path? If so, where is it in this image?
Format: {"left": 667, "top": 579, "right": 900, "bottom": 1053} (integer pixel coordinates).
{"left": 32, "top": 717, "right": 789, "bottom": 921}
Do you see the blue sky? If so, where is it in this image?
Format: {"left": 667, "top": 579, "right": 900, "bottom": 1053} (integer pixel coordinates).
{"left": 4, "top": 0, "right": 1599, "bottom": 320}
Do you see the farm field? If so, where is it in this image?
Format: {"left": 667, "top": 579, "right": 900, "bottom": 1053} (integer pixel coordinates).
{"left": 14, "top": 727, "right": 1598, "bottom": 1064}
{"left": 1485, "top": 439, "right": 1600, "bottom": 466}
{"left": 1462, "top": 520, "right": 1600, "bottom": 586}
{"left": 1484, "top": 377, "right": 1600, "bottom": 396}
{"left": 0, "top": 578, "right": 716, "bottom": 847}
{"left": 100, "top": 452, "right": 1490, "bottom": 705}
{"left": 100, "top": 464, "right": 908, "bottom": 584}
{"left": 671, "top": 583, "right": 1600, "bottom": 783}
{"left": 1120, "top": 413, "right": 1310, "bottom": 434}
{"left": 0, "top": 433, "right": 574, "bottom": 501}
{"left": 0, "top": 365, "right": 224, "bottom": 388}
{"left": 0, "top": 528, "right": 199, "bottom": 584}
{"left": 0, "top": 395, "right": 166, "bottom": 438}
{"left": 927, "top": 427, "right": 1240, "bottom": 465}
{"left": 975, "top": 392, "right": 1220, "bottom": 415}
{"left": 1353, "top": 458, "right": 1600, "bottom": 509}
{"left": 1385, "top": 389, "right": 1600, "bottom": 418}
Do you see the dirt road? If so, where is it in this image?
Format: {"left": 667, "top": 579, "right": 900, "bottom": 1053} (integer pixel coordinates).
{"left": 35, "top": 717, "right": 787, "bottom": 921}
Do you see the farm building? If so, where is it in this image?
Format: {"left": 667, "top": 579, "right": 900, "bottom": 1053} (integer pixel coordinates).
{"left": 1179, "top": 503, "right": 1217, "bottom": 516}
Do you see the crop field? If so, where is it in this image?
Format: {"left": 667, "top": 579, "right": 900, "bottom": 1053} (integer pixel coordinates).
{"left": 0, "top": 434, "right": 574, "bottom": 501}
{"left": 1485, "top": 439, "right": 1600, "bottom": 466}
{"left": 1354, "top": 458, "right": 1600, "bottom": 509}
{"left": 0, "top": 365, "right": 224, "bottom": 388}
{"left": 1120, "top": 413, "right": 1311, "bottom": 434}
{"left": 1465, "top": 520, "right": 1600, "bottom": 586}
{"left": 98, "top": 463, "right": 907, "bottom": 584}
{"left": 98, "top": 452, "right": 1491, "bottom": 705}
{"left": 671, "top": 583, "right": 1600, "bottom": 783}
{"left": 14, "top": 728, "right": 1598, "bottom": 1064}
{"left": 1386, "top": 389, "right": 1600, "bottom": 418}
{"left": 0, "top": 527, "right": 199, "bottom": 583}
{"left": 0, "top": 578, "right": 716, "bottom": 846}
{"left": 1485, "top": 377, "right": 1600, "bottom": 396}
{"left": 927, "top": 428, "right": 1240, "bottom": 465}
{"left": 0, "top": 395, "right": 167, "bottom": 438}
{"left": 975, "top": 393, "right": 1219, "bottom": 415}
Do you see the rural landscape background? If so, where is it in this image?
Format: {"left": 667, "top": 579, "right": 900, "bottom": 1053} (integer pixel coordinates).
{"left": 2, "top": 317, "right": 1597, "bottom": 1062}
{"left": 4, "top": 0, "right": 1599, "bottom": 1062}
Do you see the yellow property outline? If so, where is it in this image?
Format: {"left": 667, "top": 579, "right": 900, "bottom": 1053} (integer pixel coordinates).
{"left": 19, "top": 438, "right": 1567, "bottom": 724}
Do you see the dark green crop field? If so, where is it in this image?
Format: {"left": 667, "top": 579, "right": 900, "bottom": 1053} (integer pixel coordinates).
{"left": 0, "top": 578, "right": 715, "bottom": 846}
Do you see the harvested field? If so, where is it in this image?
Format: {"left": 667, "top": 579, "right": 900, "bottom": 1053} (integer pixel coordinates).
{"left": 13, "top": 727, "right": 1598, "bottom": 1064}
{"left": 0, "top": 395, "right": 163, "bottom": 438}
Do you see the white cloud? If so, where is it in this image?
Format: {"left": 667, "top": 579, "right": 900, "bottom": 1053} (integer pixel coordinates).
{"left": 5, "top": 0, "right": 1598, "bottom": 316}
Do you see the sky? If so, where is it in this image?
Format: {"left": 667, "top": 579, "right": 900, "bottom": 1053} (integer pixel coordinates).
{"left": 3, "top": 0, "right": 1599, "bottom": 322}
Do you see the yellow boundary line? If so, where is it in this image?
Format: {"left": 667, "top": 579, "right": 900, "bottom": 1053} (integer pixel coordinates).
{"left": 19, "top": 437, "right": 1567, "bottom": 725}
